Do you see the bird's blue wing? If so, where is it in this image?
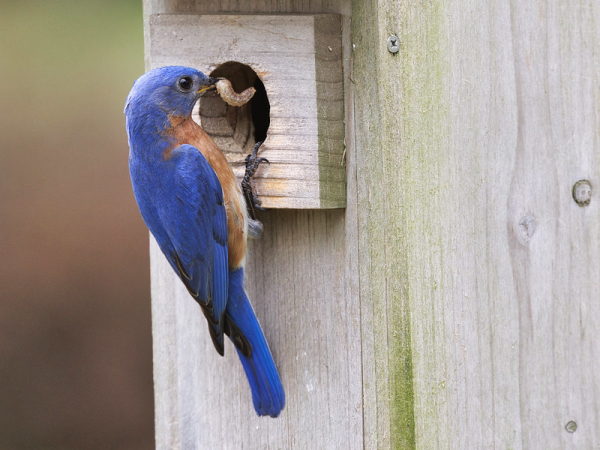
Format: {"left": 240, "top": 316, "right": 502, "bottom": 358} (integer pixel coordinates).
{"left": 142, "top": 144, "right": 229, "bottom": 355}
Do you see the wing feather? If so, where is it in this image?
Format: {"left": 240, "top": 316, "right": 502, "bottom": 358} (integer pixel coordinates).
{"left": 151, "top": 144, "right": 229, "bottom": 355}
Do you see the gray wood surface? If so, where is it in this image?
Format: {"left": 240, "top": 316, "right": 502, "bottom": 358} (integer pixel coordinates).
{"left": 145, "top": 0, "right": 600, "bottom": 449}
{"left": 351, "top": 0, "right": 599, "bottom": 448}
{"left": 148, "top": 13, "right": 345, "bottom": 209}
{"left": 144, "top": 1, "right": 361, "bottom": 450}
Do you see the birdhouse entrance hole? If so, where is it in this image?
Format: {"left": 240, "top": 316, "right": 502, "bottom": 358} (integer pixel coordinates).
{"left": 195, "top": 62, "right": 270, "bottom": 156}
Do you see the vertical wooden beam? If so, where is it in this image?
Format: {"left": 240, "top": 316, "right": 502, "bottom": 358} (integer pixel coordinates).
{"left": 351, "top": 1, "right": 415, "bottom": 448}
{"left": 351, "top": 0, "right": 600, "bottom": 448}
{"left": 144, "top": 1, "right": 362, "bottom": 449}
{"left": 506, "top": 1, "right": 600, "bottom": 447}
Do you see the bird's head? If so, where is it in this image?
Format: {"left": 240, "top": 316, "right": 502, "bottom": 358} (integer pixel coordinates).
{"left": 125, "top": 66, "right": 218, "bottom": 119}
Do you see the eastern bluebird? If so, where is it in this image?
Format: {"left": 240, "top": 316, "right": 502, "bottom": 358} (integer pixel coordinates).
{"left": 125, "top": 66, "right": 285, "bottom": 417}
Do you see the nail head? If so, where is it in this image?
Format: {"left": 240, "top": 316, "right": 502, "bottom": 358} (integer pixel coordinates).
{"left": 573, "top": 180, "right": 592, "bottom": 207}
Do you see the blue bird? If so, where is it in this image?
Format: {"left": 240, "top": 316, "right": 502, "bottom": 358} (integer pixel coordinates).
{"left": 125, "top": 66, "right": 285, "bottom": 417}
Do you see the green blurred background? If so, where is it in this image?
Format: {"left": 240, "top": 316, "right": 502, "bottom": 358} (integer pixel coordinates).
{"left": 0, "top": 1, "right": 154, "bottom": 448}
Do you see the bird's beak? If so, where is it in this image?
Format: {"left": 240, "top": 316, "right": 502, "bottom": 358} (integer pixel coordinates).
{"left": 197, "top": 77, "right": 220, "bottom": 96}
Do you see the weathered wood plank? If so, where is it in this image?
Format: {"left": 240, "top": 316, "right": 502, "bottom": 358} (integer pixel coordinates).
{"left": 506, "top": 2, "right": 600, "bottom": 448}
{"left": 351, "top": 1, "right": 413, "bottom": 448}
{"left": 352, "top": 0, "right": 600, "bottom": 448}
{"left": 145, "top": 1, "right": 360, "bottom": 450}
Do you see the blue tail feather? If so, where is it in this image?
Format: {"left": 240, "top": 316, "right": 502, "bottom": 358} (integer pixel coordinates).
{"left": 226, "top": 268, "right": 285, "bottom": 417}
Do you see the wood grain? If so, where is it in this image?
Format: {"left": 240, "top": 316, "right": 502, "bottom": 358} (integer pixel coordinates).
{"left": 145, "top": 0, "right": 600, "bottom": 448}
{"left": 148, "top": 13, "right": 346, "bottom": 209}
{"left": 351, "top": 0, "right": 599, "bottom": 448}
{"left": 144, "top": 1, "right": 361, "bottom": 450}
{"left": 351, "top": 1, "right": 414, "bottom": 447}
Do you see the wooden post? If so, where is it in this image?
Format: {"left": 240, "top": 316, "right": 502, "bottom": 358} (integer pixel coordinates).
{"left": 144, "top": 1, "right": 600, "bottom": 448}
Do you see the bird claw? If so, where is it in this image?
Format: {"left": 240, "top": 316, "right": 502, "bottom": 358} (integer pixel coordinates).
{"left": 242, "top": 141, "right": 268, "bottom": 226}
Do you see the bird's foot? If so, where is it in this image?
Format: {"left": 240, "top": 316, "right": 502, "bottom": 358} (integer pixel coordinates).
{"left": 242, "top": 141, "right": 269, "bottom": 226}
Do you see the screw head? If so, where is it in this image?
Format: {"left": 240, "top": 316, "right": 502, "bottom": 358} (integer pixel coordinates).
{"left": 565, "top": 421, "right": 577, "bottom": 433}
{"left": 387, "top": 35, "right": 399, "bottom": 53}
{"left": 573, "top": 180, "right": 592, "bottom": 206}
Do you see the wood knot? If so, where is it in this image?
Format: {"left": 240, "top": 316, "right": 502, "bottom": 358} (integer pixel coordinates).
{"left": 517, "top": 214, "right": 537, "bottom": 245}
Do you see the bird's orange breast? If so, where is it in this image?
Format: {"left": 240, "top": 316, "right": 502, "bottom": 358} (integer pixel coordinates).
{"left": 165, "top": 115, "right": 247, "bottom": 269}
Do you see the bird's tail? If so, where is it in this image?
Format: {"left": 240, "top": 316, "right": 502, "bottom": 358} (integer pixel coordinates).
{"left": 224, "top": 268, "right": 285, "bottom": 417}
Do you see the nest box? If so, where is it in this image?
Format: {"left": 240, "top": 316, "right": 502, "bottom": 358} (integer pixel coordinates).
{"left": 148, "top": 14, "right": 346, "bottom": 209}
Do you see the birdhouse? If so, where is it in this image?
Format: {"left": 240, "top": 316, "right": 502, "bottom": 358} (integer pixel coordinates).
{"left": 147, "top": 14, "right": 346, "bottom": 209}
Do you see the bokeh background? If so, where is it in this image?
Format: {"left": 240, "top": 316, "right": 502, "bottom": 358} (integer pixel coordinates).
{"left": 0, "top": 1, "right": 154, "bottom": 448}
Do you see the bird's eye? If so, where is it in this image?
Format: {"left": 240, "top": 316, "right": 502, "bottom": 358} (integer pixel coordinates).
{"left": 177, "top": 76, "right": 193, "bottom": 92}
